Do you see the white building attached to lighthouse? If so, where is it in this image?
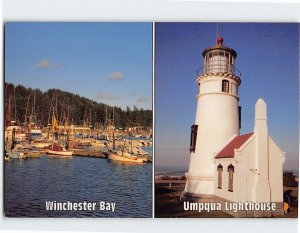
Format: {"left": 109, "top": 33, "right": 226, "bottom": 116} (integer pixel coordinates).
{"left": 181, "top": 37, "right": 285, "bottom": 217}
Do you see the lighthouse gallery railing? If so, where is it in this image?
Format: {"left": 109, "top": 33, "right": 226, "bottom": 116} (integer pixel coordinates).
{"left": 197, "top": 64, "right": 241, "bottom": 77}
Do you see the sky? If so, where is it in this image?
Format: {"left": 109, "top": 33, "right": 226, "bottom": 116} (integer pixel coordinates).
{"left": 5, "top": 22, "right": 152, "bottom": 110}
{"left": 155, "top": 23, "right": 299, "bottom": 172}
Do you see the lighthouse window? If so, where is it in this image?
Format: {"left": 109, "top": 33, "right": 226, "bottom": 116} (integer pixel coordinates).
{"left": 217, "top": 164, "right": 223, "bottom": 189}
{"left": 222, "top": 80, "right": 230, "bottom": 93}
{"left": 189, "top": 124, "right": 198, "bottom": 153}
{"left": 209, "top": 53, "right": 212, "bottom": 58}
{"left": 219, "top": 51, "right": 224, "bottom": 56}
{"left": 228, "top": 164, "right": 234, "bottom": 192}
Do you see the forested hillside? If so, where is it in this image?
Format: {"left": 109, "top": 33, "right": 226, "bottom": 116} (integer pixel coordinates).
{"left": 4, "top": 83, "right": 152, "bottom": 129}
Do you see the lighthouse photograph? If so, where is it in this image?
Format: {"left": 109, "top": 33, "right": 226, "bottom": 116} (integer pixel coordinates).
{"left": 154, "top": 23, "right": 299, "bottom": 218}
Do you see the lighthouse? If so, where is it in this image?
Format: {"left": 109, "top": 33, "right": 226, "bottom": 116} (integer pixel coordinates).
{"left": 181, "top": 37, "right": 285, "bottom": 217}
{"left": 182, "top": 37, "right": 242, "bottom": 200}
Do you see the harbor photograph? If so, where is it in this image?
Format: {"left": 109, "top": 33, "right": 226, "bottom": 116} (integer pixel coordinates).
{"left": 154, "top": 23, "right": 299, "bottom": 218}
{"left": 4, "top": 22, "right": 153, "bottom": 217}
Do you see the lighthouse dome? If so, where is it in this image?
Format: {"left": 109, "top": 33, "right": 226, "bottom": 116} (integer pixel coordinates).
{"left": 202, "top": 37, "right": 237, "bottom": 58}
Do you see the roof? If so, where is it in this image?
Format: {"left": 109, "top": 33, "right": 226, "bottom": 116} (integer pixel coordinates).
{"left": 202, "top": 37, "right": 237, "bottom": 58}
{"left": 202, "top": 45, "right": 237, "bottom": 58}
{"left": 215, "top": 133, "right": 254, "bottom": 159}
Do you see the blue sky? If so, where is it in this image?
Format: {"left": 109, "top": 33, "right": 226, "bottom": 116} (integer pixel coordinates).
{"left": 155, "top": 23, "right": 299, "bottom": 172}
{"left": 5, "top": 22, "right": 152, "bottom": 110}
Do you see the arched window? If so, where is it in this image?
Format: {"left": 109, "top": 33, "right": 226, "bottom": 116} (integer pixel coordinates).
{"left": 217, "top": 164, "right": 223, "bottom": 189}
{"left": 222, "top": 80, "right": 229, "bottom": 93}
{"left": 228, "top": 164, "right": 234, "bottom": 192}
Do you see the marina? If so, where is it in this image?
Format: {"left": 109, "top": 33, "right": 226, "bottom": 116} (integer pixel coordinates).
{"left": 5, "top": 147, "right": 152, "bottom": 217}
{"left": 4, "top": 83, "right": 153, "bottom": 217}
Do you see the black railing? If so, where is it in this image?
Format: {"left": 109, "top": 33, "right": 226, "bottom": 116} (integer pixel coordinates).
{"left": 197, "top": 64, "right": 241, "bottom": 77}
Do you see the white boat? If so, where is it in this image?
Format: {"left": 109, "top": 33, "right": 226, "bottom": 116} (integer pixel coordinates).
{"left": 30, "top": 129, "right": 43, "bottom": 140}
{"left": 108, "top": 150, "right": 144, "bottom": 163}
{"left": 23, "top": 147, "right": 42, "bottom": 158}
{"left": 6, "top": 151, "right": 28, "bottom": 159}
{"left": 32, "top": 139, "right": 52, "bottom": 148}
{"left": 46, "top": 110, "right": 72, "bottom": 158}
{"left": 90, "top": 139, "right": 108, "bottom": 147}
{"left": 46, "top": 143, "right": 73, "bottom": 158}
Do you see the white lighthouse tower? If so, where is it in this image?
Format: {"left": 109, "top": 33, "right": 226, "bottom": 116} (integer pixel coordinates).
{"left": 182, "top": 37, "right": 241, "bottom": 200}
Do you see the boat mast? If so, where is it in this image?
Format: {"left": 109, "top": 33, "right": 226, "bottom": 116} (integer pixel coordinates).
{"left": 47, "top": 96, "right": 53, "bottom": 139}
{"left": 89, "top": 108, "right": 92, "bottom": 138}
{"left": 51, "top": 93, "right": 58, "bottom": 150}
{"left": 105, "top": 105, "right": 108, "bottom": 130}
{"left": 5, "top": 95, "right": 11, "bottom": 129}
{"left": 13, "top": 86, "right": 17, "bottom": 123}
{"left": 112, "top": 107, "right": 115, "bottom": 150}
{"left": 66, "top": 99, "right": 70, "bottom": 150}
{"left": 51, "top": 106, "right": 55, "bottom": 150}
{"left": 32, "top": 94, "right": 37, "bottom": 127}
{"left": 130, "top": 130, "right": 133, "bottom": 154}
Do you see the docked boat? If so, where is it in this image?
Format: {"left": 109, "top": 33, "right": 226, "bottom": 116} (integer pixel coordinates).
{"left": 6, "top": 150, "right": 28, "bottom": 159}
{"left": 90, "top": 139, "right": 109, "bottom": 147}
{"left": 46, "top": 143, "right": 73, "bottom": 158}
{"left": 46, "top": 107, "right": 73, "bottom": 158}
{"left": 32, "top": 139, "right": 52, "bottom": 149}
{"left": 30, "top": 129, "right": 44, "bottom": 140}
{"left": 108, "top": 150, "right": 144, "bottom": 163}
{"left": 24, "top": 147, "right": 42, "bottom": 158}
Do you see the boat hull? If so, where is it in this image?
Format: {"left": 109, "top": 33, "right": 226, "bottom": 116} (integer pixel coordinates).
{"left": 46, "top": 149, "right": 73, "bottom": 158}
{"left": 32, "top": 142, "right": 52, "bottom": 149}
{"left": 6, "top": 151, "right": 28, "bottom": 159}
{"left": 25, "top": 151, "right": 41, "bottom": 158}
{"left": 108, "top": 153, "right": 144, "bottom": 163}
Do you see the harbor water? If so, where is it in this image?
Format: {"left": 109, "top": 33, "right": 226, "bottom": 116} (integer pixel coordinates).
{"left": 4, "top": 147, "right": 152, "bottom": 217}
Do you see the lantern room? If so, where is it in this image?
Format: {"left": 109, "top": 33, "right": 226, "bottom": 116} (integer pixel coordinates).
{"left": 201, "top": 37, "right": 239, "bottom": 76}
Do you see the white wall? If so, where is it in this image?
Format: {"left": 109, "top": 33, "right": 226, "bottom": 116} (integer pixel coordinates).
{"left": 214, "top": 135, "right": 256, "bottom": 202}
{"left": 269, "top": 137, "right": 285, "bottom": 203}
{"left": 214, "top": 135, "right": 284, "bottom": 205}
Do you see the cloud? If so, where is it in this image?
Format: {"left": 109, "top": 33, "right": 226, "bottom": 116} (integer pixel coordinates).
{"left": 136, "top": 96, "right": 150, "bottom": 103}
{"left": 35, "top": 59, "right": 58, "bottom": 69}
{"left": 107, "top": 71, "right": 124, "bottom": 81}
{"left": 96, "top": 92, "right": 119, "bottom": 100}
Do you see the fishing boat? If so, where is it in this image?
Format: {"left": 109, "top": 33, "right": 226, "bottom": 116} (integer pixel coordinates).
{"left": 46, "top": 143, "right": 73, "bottom": 158}
{"left": 46, "top": 103, "right": 73, "bottom": 158}
{"left": 6, "top": 150, "right": 28, "bottom": 159}
{"left": 32, "top": 139, "right": 52, "bottom": 149}
{"left": 23, "top": 147, "right": 42, "bottom": 158}
{"left": 108, "top": 150, "right": 144, "bottom": 163}
{"left": 107, "top": 131, "right": 144, "bottom": 164}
